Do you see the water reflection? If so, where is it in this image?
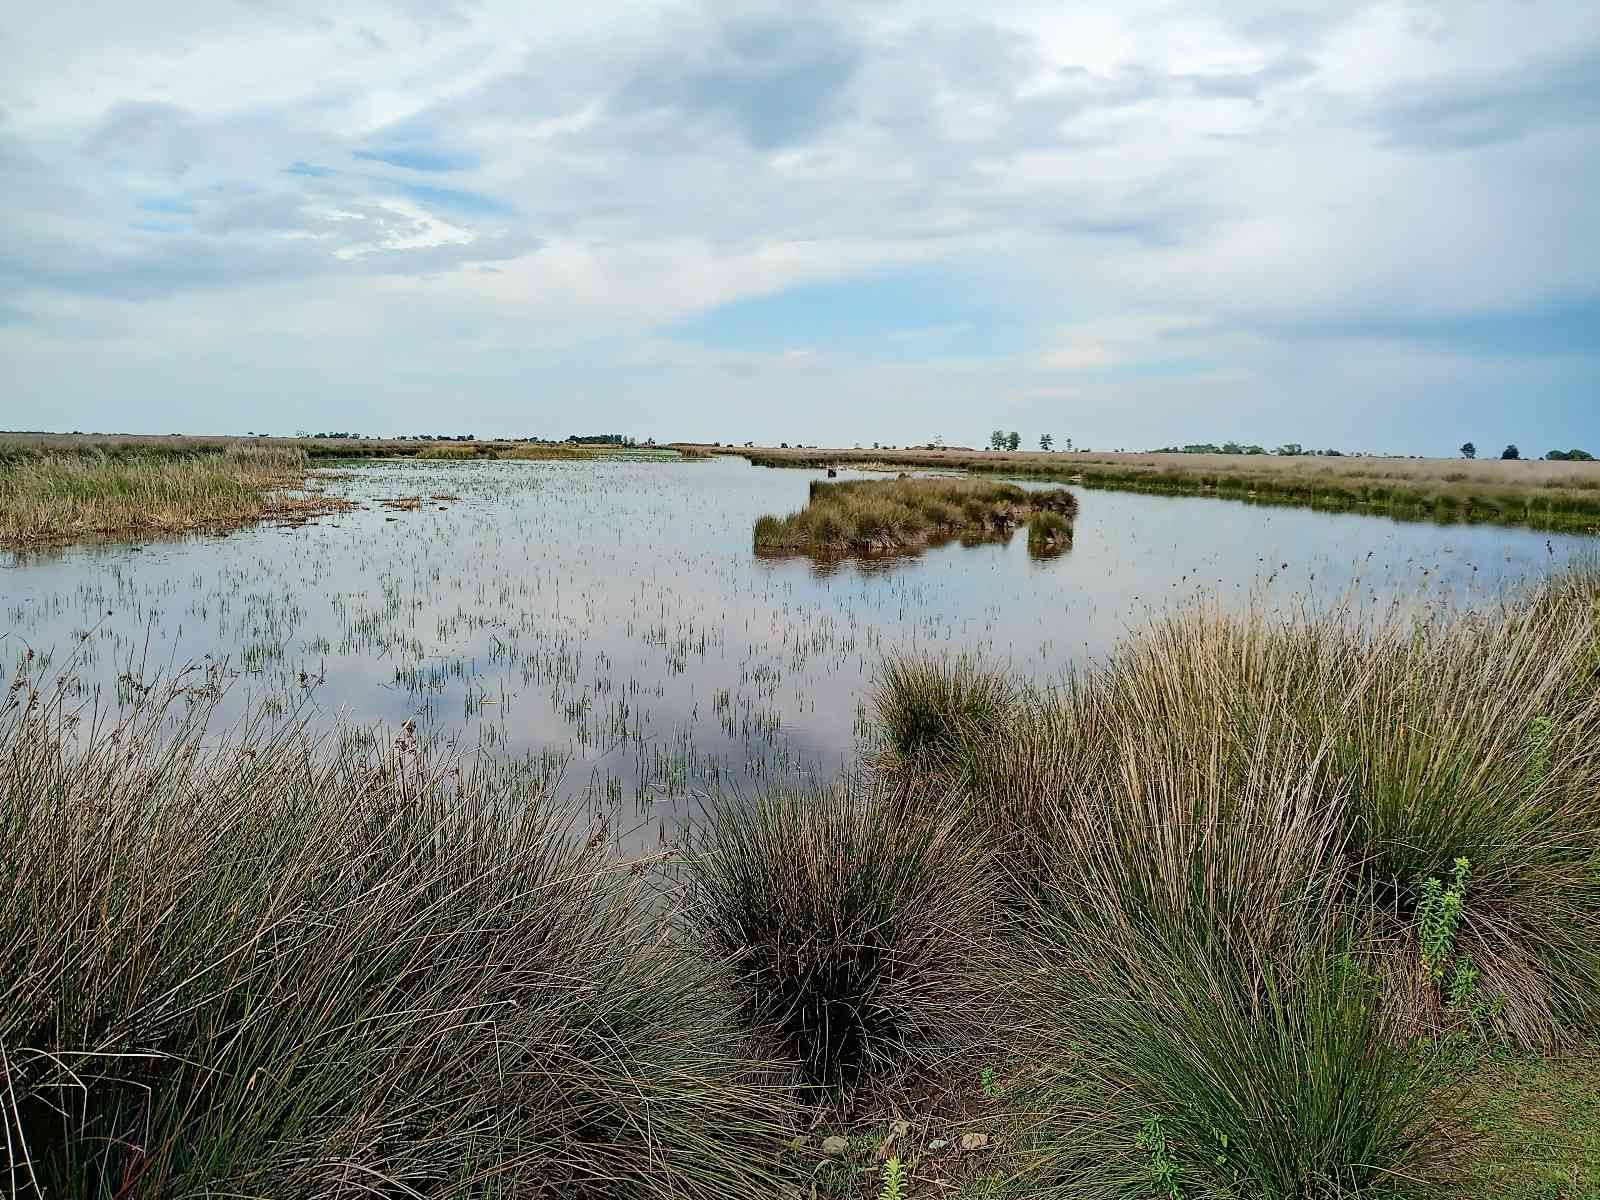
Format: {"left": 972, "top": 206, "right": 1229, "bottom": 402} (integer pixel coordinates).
{"left": 2, "top": 455, "right": 1592, "bottom": 846}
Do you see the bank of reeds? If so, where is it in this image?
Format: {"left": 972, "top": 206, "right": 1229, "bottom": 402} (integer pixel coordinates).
{"left": 864, "top": 569, "right": 1600, "bottom": 1196}
{"left": 6, "top": 565, "right": 1599, "bottom": 1196}
{"left": 753, "top": 478, "right": 1077, "bottom": 555}
{"left": 0, "top": 445, "right": 350, "bottom": 549}
{"left": 0, "top": 671, "right": 798, "bottom": 1198}
{"left": 740, "top": 447, "right": 1600, "bottom": 531}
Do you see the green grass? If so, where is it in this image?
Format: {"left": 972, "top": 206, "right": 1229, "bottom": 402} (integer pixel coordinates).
{"left": 754, "top": 477, "right": 1076, "bottom": 555}
{"left": 1456, "top": 1048, "right": 1600, "bottom": 1198}
{"left": 873, "top": 652, "right": 1018, "bottom": 783}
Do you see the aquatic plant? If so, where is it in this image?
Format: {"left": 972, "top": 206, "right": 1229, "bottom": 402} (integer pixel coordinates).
{"left": 1026, "top": 508, "right": 1072, "bottom": 554}
{"left": 873, "top": 652, "right": 1018, "bottom": 784}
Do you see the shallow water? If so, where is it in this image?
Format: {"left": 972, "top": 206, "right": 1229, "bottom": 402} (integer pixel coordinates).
{"left": 3, "top": 455, "right": 1592, "bottom": 843}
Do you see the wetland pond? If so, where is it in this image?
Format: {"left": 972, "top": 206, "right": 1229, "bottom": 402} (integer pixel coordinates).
{"left": 3, "top": 454, "right": 1593, "bottom": 848}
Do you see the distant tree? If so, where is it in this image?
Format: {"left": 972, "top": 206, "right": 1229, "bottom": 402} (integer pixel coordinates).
{"left": 1502, "top": 444, "right": 1521, "bottom": 460}
{"left": 1546, "top": 448, "right": 1595, "bottom": 461}
{"left": 1276, "top": 443, "right": 1305, "bottom": 456}
{"left": 1460, "top": 442, "right": 1476, "bottom": 459}
{"left": 1064, "top": 437, "right": 1074, "bottom": 452}
{"left": 990, "top": 429, "right": 1007, "bottom": 451}
{"left": 1040, "top": 433, "right": 1054, "bottom": 451}
{"left": 1006, "top": 431, "right": 1021, "bottom": 452}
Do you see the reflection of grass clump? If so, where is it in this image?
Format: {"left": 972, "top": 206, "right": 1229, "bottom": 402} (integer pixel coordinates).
{"left": 1027, "top": 509, "right": 1072, "bottom": 554}
{"left": 753, "top": 478, "right": 1076, "bottom": 554}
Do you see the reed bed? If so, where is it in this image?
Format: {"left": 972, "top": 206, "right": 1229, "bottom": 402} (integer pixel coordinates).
{"left": 0, "top": 446, "right": 350, "bottom": 549}
{"left": 0, "top": 672, "right": 798, "bottom": 1198}
{"left": 753, "top": 477, "right": 1077, "bottom": 555}
{"left": 5, "top": 560, "right": 1598, "bottom": 1196}
{"left": 740, "top": 447, "right": 1600, "bottom": 530}
{"left": 861, "top": 568, "right": 1600, "bottom": 1197}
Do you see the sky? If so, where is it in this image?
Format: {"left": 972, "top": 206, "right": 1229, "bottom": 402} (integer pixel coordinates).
{"left": 1, "top": 1, "right": 1596, "bottom": 454}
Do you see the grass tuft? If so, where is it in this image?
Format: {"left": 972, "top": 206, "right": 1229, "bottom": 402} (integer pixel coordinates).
{"left": 683, "top": 783, "right": 1004, "bottom": 1098}
{"left": 0, "top": 677, "right": 799, "bottom": 1197}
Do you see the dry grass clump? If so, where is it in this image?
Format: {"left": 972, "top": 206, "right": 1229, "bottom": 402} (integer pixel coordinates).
{"left": 0, "top": 674, "right": 799, "bottom": 1198}
{"left": 495, "top": 443, "right": 591, "bottom": 460}
{"left": 415, "top": 442, "right": 478, "bottom": 459}
{"left": 0, "top": 445, "right": 350, "bottom": 549}
{"left": 754, "top": 478, "right": 1076, "bottom": 555}
{"left": 682, "top": 782, "right": 1008, "bottom": 1100}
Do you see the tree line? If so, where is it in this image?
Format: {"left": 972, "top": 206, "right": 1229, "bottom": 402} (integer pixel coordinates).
{"left": 1460, "top": 442, "right": 1594, "bottom": 462}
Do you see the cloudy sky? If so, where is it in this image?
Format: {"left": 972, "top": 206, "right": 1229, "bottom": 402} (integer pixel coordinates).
{"left": 2, "top": 1, "right": 1596, "bottom": 452}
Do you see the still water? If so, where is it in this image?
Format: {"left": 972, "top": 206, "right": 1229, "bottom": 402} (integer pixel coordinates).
{"left": 2, "top": 455, "right": 1591, "bottom": 829}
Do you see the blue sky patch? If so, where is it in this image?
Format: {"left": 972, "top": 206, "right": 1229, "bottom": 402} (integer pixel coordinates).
{"left": 354, "top": 147, "right": 480, "bottom": 172}
{"left": 395, "top": 182, "right": 509, "bottom": 215}
{"left": 664, "top": 264, "right": 1036, "bottom": 359}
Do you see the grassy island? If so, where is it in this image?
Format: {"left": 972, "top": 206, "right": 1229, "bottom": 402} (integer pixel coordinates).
{"left": 753, "top": 477, "right": 1077, "bottom": 555}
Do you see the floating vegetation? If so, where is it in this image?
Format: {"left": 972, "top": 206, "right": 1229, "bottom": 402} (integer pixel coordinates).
{"left": 753, "top": 478, "right": 1077, "bottom": 557}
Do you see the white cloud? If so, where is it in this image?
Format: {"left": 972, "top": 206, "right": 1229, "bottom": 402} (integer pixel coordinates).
{"left": 0, "top": 0, "right": 1595, "bottom": 448}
